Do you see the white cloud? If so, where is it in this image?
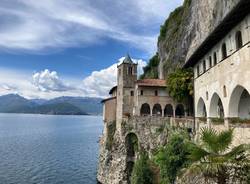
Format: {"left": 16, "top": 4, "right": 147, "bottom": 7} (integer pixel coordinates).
{"left": 82, "top": 57, "right": 147, "bottom": 97}
{"left": 0, "top": 0, "right": 183, "bottom": 54}
{"left": 0, "top": 57, "right": 147, "bottom": 99}
{"left": 32, "top": 69, "right": 74, "bottom": 92}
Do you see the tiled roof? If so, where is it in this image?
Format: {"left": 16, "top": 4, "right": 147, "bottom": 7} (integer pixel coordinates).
{"left": 109, "top": 86, "right": 117, "bottom": 95}
{"left": 101, "top": 97, "right": 116, "bottom": 103}
{"left": 136, "top": 79, "right": 166, "bottom": 87}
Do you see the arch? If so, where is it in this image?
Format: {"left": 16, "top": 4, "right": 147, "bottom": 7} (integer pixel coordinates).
{"left": 209, "top": 93, "right": 224, "bottom": 118}
{"left": 125, "top": 133, "right": 139, "bottom": 158}
{"left": 221, "top": 43, "right": 227, "bottom": 60}
{"left": 152, "top": 104, "right": 162, "bottom": 116}
{"left": 197, "top": 98, "right": 207, "bottom": 117}
{"left": 164, "top": 104, "right": 173, "bottom": 117}
{"left": 175, "top": 104, "right": 185, "bottom": 118}
{"left": 235, "top": 31, "right": 243, "bottom": 49}
{"left": 140, "top": 103, "right": 150, "bottom": 116}
{"left": 228, "top": 86, "right": 250, "bottom": 118}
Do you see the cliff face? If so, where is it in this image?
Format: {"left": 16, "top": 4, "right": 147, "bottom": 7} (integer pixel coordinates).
{"left": 158, "top": 0, "right": 241, "bottom": 79}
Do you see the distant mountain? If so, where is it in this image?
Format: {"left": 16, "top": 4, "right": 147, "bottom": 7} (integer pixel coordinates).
{"left": 0, "top": 94, "right": 103, "bottom": 115}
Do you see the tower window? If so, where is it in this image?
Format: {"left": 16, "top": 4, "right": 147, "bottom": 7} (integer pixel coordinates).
{"left": 140, "top": 90, "right": 143, "bottom": 96}
{"left": 213, "top": 52, "right": 217, "bottom": 65}
{"left": 221, "top": 43, "right": 227, "bottom": 60}
{"left": 235, "top": 31, "right": 243, "bottom": 50}
{"left": 130, "top": 91, "right": 134, "bottom": 96}
{"left": 223, "top": 85, "right": 227, "bottom": 97}
{"left": 155, "top": 90, "right": 158, "bottom": 96}
{"left": 128, "top": 66, "right": 133, "bottom": 75}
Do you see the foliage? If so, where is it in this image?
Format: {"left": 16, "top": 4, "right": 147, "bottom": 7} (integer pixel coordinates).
{"left": 131, "top": 152, "right": 153, "bottom": 184}
{"left": 106, "top": 121, "right": 116, "bottom": 150}
{"left": 154, "top": 130, "right": 191, "bottom": 184}
{"left": 140, "top": 53, "right": 159, "bottom": 79}
{"left": 166, "top": 68, "right": 193, "bottom": 103}
{"left": 210, "top": 118, "right": 225, "bottom": 125}
{"left": 158, "top": 0, "right": 191, "bottom": 42}
{"left": 229, "top": 118, "right": 250, "bottom": 125}
{"left": 186, "top": 128, "right": 250, "bottom": 184}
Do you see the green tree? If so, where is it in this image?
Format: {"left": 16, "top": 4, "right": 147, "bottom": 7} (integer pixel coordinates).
{"left": 154, "top": 130, "right": 191, "bottom": 184}
{"left": 187, "top": 128, "right": 250, "bottom": 184}
{"left": 131, "top": 152, "right": 153, "bottom": 184}
{"left": 140, "top": 53, "right": 159, "bottom": 79}
{"left": 166, "top": 68, "right": 193, "bottom": 103}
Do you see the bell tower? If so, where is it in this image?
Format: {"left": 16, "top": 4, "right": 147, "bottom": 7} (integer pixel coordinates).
{"left": 116, "top": 54, "right": 137, "bottom": 132}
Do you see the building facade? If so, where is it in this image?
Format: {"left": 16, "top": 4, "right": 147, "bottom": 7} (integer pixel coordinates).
{"left": 184, "top": 1, "right": 250, "bottom": 122}
{"left": 102, "top": 55, "right": 186, "bottom": 132}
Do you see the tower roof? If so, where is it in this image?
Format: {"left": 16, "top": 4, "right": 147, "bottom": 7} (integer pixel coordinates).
{"left": 122, "top": 54, "right": 133, "bottom": 64}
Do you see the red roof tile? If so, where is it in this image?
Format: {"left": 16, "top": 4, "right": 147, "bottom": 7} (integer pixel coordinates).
{"left": 136, "top": 79, "right": 166, "bottom": 87}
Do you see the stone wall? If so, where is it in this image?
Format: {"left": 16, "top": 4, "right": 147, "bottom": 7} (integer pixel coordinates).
{"left": 97, "top": 116, "right": 194, "bottom": 184}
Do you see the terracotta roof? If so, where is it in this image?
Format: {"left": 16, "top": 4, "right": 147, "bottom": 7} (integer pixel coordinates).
{"left": 101, "top": 97, "right": 116, "bottom": 103}
{"left": 136, "top": 79, "right": 166, "bottom": 87}
{"left": 109, "top": 86, "right": 117, "bottom": 95}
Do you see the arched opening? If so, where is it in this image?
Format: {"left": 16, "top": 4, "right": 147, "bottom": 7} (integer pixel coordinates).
{"left": 164, "top": 104, "right": 173, "bottom": 117}
{"left": 228, "top": 86, "right": 250, "bottom": 119}
{"left": 197, "top": 98, "right": 207, "bottom": 117}
{"left": 175, "top": 104, "right": 185, "bottom": 118}
{"left": 140, "top": 103, "right": 150, "bottom": 116}
{"left": 125, "top": 133, "right": 139, "bottom": 158}
{"left": 209, "top": 93, "right": 224, "bottom": 118}
{"left": 221, "top": 43, "right": 227, "bottom": 60}
{"left": 235, "top": 31, "right": 243, "bottom": 50}
{"left": 152, "top": 104, "right": 162, "bottom": 116}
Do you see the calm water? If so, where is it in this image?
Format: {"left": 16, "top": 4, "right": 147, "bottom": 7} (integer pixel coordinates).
{"left": 0, "top": 113, "right": 103, "bottom": 184}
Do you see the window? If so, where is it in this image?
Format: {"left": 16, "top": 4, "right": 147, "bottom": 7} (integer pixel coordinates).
{"left": 140, "top": 90, "right": 143, "bottom": 96}
{"left": 196, "top": 65, "right": 200, "bottom": 77}
{"left": 203, "top": 60, "right": 206, "bottom": 72}
{"left": 206, "top": 91, "right": 209, "bottom": 101}
{"left": 221, "top": 43, "right": 227, "bottom": 60}
{"left": 213, "top": 52, "right": 217, "bottom": 65}
{"left": 155, "top": 90, "right": 158, "bottom": 96}
{"left": 128, "top": 66, "right": 133, "bottom": 75}
{"left": 223, "top": 86, "right": 227, "bottom": 97}
{"left": 209, "top": 56, "right": 212, "bottom": 68}
{"left": 235, "top": 31, "right": 243, "bottom": 49}
{"left": 130, "top": 91, "right": 134, "bottom": 96}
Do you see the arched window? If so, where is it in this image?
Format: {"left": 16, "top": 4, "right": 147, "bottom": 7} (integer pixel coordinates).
{"left": 203, "top": 60, "right": 206, "bottom": 72}
{"left": 197, "top": 98, "right": 207, "bottom": 117}
{"left": 128, "top": 66, "right": 133, "bottom": 75}
{"left": 213, "top": 52, "right": 217, "bottom": 65}
{"left": 209, "top": 56, "right": 212, "bottom": 68}
{"left": 140, "top": 103, "right": 150, "bottom": 116}
{"left": 152, "top": 104, "right": 162, "bottom": 116}
{"left": 164, "top": 104, "right": 173, "bottom": 117}
{"left": 209, "top": 93, "right": 224, "bottom": 118}
{"left": 206, "top": 91, "right": 209, "bottom": 101}
{"left": 235, "top": 31, "right": 243, "bottom": 49}
{"left": 196, "top": 65, "right": 200, "bottom": 77}
{"left": 221, "top": 43, "right": 227, "bottom": 60}
{"left": 175, "top": 104, "right": 185, "bottom": 118}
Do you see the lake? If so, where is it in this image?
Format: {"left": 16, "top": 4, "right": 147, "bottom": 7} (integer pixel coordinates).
{"left": 0, "top": 113, "right": 103, "bottom": 184}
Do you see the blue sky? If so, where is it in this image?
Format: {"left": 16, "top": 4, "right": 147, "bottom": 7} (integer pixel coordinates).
{"left": 0, "top": 0, "right": 183, "bottom": 99}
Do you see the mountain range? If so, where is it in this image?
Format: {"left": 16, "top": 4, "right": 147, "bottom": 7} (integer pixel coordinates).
{"left": 0, "top": 94, "right": 103, "bottom": 115}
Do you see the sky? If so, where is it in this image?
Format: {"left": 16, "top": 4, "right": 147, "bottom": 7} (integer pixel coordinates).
{"left": 0, "top": 0, "right": 183, "bottom": 99}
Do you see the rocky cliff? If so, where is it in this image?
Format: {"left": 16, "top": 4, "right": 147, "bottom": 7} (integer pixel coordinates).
{"left": 158, "top": 0, "right": 241, "bottom": 79}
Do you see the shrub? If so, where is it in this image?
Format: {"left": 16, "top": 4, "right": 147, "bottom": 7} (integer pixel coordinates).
{"left": 131, "top": 152, "right": 153, "bottom": 184}
{"left": 154, "top": 131, "right": 190, "bottom": 184}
